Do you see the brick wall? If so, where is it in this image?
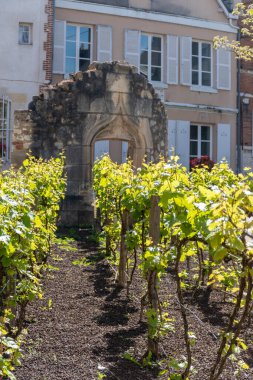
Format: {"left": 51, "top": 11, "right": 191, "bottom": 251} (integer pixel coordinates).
{"left": 43, "top": 0, "right": 54, "bottom": 82}
{"left": 240, "top": 0, "right": 253, "bottom": 147}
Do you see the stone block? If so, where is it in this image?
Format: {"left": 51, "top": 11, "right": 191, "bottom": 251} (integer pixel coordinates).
{"left": 90, "top": 97, "right": 107, "bottom": 113}
{"left": 77, "top": 93, "right": 90, "bottom": 112}
{"left": 65, "top": 145, "right": 84, "bottom": 165}
{"left": 134, "top": 98, "right": 153, "bottom": 118}
{"left": 106, "top": 73, "right": 130, "bottom": 93}
{"left": 59, "top": 210, "right": 79, "bottom": 226}
{"left": 66, "top": 180, "right": 83, "bottom": 196}
{"left": 66, "top": 164, "right": 84, "bottom": 182}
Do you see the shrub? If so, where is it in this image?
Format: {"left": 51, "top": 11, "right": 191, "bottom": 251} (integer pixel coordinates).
{"left": 190, "top": 155, "right": 215, "bottom": 171}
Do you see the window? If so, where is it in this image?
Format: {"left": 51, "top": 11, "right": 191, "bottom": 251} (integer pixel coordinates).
{"left": 190, "top": 125, "right": 211, "bottom": 161}
{"left": 65, "top": 24, "right": 92, "bottom": 74}
{"left": 192, "top": 41, "right": 212, "bottom": 87}
{"left": 140, "top": 34, "right": 162, "bottom": 82}
{"left": 0, "top": 97, "right": 11, "bottom": 162}
{"left": 19, "top": 23, "right": 32, "bottom": 44}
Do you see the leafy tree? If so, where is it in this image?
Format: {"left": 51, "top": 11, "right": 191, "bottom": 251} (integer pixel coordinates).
{"left": 214, "top": 2, "right": 253, "bottom": 60}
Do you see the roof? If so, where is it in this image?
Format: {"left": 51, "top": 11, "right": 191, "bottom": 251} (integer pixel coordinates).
{"left": 62, "top": 0, "right": 234, "bottom": 18}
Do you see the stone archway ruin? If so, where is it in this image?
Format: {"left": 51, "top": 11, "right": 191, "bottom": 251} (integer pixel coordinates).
{"left": 13, "top": 62, "right": 168, "bottom": 225}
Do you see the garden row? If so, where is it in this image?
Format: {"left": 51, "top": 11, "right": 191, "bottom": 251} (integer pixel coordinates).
{"left": 0, "top": 156, "right": 66, "bottom": 380}
{"left": 93, "top": 156, "right": 253, "bottom": 380}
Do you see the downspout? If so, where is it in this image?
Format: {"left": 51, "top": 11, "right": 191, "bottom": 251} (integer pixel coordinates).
{"left": 228, "top": 16, "right": 241, "bottom": 173}
{"left": 227, "top": 14, "right": 242, "bottom": 174}
{"left": 236, "top": 28, "right": 241, "bottom": 174}
{"left": 51, "top": 0, "right": 56, "bottom": 84}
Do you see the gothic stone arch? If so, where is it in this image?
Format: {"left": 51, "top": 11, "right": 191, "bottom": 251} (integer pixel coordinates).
{"left": 13, "top": 62, "right": 167, "bottom": 225}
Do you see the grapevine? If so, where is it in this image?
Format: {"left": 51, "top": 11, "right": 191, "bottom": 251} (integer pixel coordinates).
{"left": 93, "top": 155, "right": 253, "bottom": 379}
{"left": 0, "top": 155, "right": 66, "bottom": 379}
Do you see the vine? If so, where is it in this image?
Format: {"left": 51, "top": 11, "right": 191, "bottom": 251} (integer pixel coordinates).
{"left": 0, "top": 155, "right": 66, "bottom": 379}
{"left": 93, "top": 156, "right": 253, "bottom": 379}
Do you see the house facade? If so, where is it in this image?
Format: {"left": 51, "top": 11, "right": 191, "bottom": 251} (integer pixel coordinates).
{"left": 52, "top": 0, "right": 239, "bottom": 170}
{"left": 0, "top": 0, "right": 53, "bottom": 166}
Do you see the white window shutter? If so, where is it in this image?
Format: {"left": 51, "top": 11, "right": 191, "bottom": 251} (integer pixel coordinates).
{"left": 94, "top": 140, "right": 110, "bottom": 161}
{"left": 176, "top": 120, "right": 190, "bottom": 169}
{"left": 124, "top": 29, "right": 140, "bottom": 71}
{"left": 180, "top": 36, "right": 192, "bottom": 86}
{"left": 53, "top": 20, "right": 66, "bottom": 74}
{"left": 168, "top": 120, "right": 176, "bottom": 156}
{"left": 167, "top": 35, "right": 179, "bottom": 84}
{"left": 97, "top": 25, "right": 112, "bottom": 62}
{"left": 217, "top": 48, "right": 231, "bottom": 90}
{"left": 217, "top": 124, "right": 231, "bottom": 164}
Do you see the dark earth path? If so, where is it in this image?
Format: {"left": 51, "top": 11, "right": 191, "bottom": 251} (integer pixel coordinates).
{"left": 15, "top": 232, "right": 253, "bottom": 380}
{"left": 15, "top": 234, "right": 156, "bottom": 380}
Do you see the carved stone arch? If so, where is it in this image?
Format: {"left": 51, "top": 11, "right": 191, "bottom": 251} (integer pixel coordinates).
{"left": 13, "top": 61, "right": 167, "bottom": 225}
{"left": 85, "top": 112, "right": 154, "bottom": 169}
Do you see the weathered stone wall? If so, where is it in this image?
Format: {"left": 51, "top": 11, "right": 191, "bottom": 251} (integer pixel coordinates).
{"left": 13, "top": 62, "right": 167, "bottom": 225}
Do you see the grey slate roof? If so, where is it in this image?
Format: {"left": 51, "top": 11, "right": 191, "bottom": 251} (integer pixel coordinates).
{"left": 74, "top": 0, "right": 233, "bottom": 15}
{"left": 222, "top": 0, "right": 233, "bottom": 12}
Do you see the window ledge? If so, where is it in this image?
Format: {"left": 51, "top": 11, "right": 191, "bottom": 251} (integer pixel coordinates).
{"left": 191, "top": 86, "right": 218, "bottom": 94}
{"left": 18, "top": 42, "right": 33, "bottom": 46}
{"left": 151, "top": 82, "right": 168, "bottom": 89}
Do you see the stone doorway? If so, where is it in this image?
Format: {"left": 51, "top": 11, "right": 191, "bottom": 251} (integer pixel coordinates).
{"left": 12, "top": 62, "right": 168, "bottom": 225}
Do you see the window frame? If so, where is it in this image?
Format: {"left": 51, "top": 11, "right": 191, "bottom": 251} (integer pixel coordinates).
{"left": 140, "top": 33, "right": 163, "bottom": 83}
{"left": 0, "top": 96, "right": 11, "bottom": 162}
{"left": 189, "top": 124, "right": 212, "bottom": 161}
{"left": 19, "top": 23, "right": 32, "bottom": 45}
{"left": 65, "top": 23, "right": 93, "bottom": 75}
{"left": 191, "top": 40, "right": 213, "bottom": 88}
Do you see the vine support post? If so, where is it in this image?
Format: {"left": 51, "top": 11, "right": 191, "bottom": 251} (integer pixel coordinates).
{"left": 147, "top": 195, "right": 160, "bottom": 359}
{"left": 118, "top": 209, "right": 130, "bottom": 288}
{"left": 105, "top": 217, "right": 112, "bottom": 257}
{"left": 0, "top": 262, "right": 5, "bottom": 313}
{"left": 176, "top": 243, "right": 192, "bottom": 379}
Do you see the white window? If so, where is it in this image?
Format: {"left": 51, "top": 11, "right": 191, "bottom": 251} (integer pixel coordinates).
{"left": 19, "top": 23, "right": 32, "bottom": 44}
{"left": 190, "top": 124, "right": 211, "bottom": 161}
{"left": 192, "top": 41, "right": 212, "bottom": 87}
{"left": 65, "top": 24, "right": 92, "bottom": 74}
{"left": 0, "top": 96, "right": 11, "bottom": 162}
{"left": 140, "top": 34, "right": 162, "bottom": 82}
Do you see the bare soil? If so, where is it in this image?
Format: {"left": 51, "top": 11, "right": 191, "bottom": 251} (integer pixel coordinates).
{"left": 15, "top": 232, "right": 253, "bottom": 380}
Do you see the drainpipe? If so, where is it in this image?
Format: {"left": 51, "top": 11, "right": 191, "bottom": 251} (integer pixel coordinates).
{"left": 51, "top": 0, "right": 56, "bottom": 84}
{"left": 236, "top": 28, "right": 241, "bottom": 174}
{"left": 228, "top": 13, "right": 241, "bottom": 173}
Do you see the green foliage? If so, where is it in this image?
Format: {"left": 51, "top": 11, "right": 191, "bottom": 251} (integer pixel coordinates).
{"left": 93, "top": 155, "right": 253, "bottom": 380}
{"left": 97, "top": 371, "right": 107, "bottom": 379}
{"left": 123, "top": 351, "right": 142, "bottom": 367}
{"left": 214, "top": 3, "right": 253, "bottom": 60}
{"left": 0, "top": 154, "right": 66, "bottom": 379}
{"left": 0, "top": 313, "right": 21, "bottom": 380}
{"left": 72, "top": 257, "right": 93, "bottom": 267}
